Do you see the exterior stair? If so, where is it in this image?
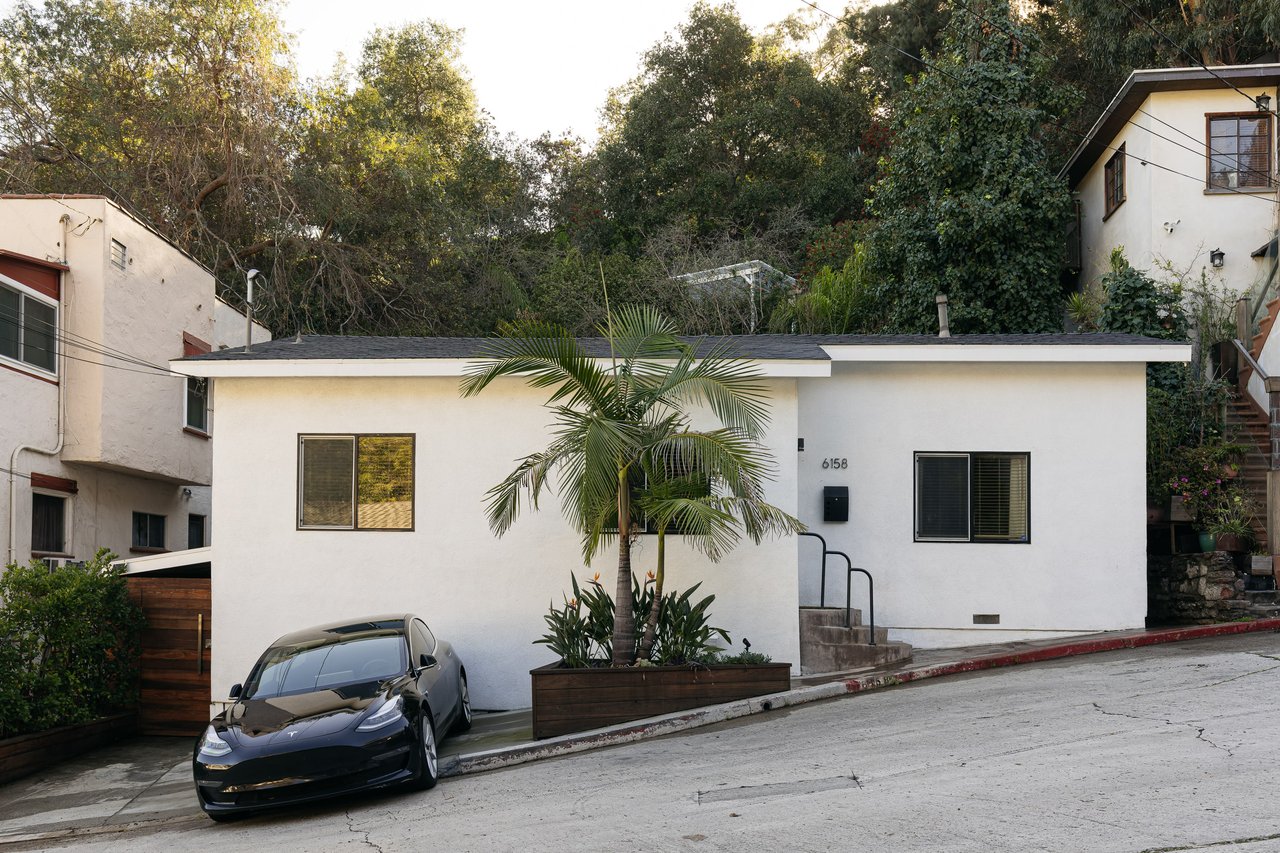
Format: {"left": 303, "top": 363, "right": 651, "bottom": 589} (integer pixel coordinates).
{"left": 1223, "top": 396, "right": 1271, "bottom": 553}
{"left": 798, "top": 606, "right": 912, "bottom": 675}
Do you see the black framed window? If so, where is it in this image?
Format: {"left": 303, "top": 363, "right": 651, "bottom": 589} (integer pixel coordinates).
{"left": 188, "top": 513, "right": 206, "bottom": 549}
{"left": 298, "top": 434, "right": 414, "bottom": 530}
{"left": 915, "top": 452, "right": 1029, "bottom": 543}
{"left": 1104, "top": 144, "right": 1125, "bottom": 216}
{"left": 132, "top": 512, "right": 166, "bottom": 550}
{"left": 31, "top": 492, "right": 66, "bottom": 553}
{"left": 0, "top": 281, "right": 57, "bottom": 374}
{"left": 1207, "top": 112, "right": 1273, "bottom": 189}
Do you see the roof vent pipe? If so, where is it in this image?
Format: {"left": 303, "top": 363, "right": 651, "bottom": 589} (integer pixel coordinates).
{"left": 936, "top": 294, "right": 951, "bottom": 338}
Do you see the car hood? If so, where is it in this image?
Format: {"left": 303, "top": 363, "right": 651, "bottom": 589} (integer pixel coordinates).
{"left": 222, "top": 677, "right": 406, "bottom": 746}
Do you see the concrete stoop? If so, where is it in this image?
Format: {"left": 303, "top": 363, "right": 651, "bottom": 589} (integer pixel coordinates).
{"left": 798, "top": 606, "right": 913, "bottom": 674}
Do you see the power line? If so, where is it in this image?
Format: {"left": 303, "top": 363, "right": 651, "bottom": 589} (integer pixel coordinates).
{"left": 1113, "top": 0, "right": 1279, "bottom": 119}
{"left": 0, "top": 304, "right": 178, "bottom": 374}
{"left": 952, "top": 2, "right": 1267, "bottom": 181}
{"left": 800, "top": 0, "right": 1280, "bottom": 207}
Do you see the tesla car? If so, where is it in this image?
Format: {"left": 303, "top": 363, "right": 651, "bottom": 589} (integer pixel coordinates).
{"left": 193, "top": 614, "right": 470, "bottom": 820}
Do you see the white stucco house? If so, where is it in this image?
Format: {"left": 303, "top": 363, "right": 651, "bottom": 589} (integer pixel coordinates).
{"left": 0, "top": 194, "right": 268, "bottom": 569}
{"left": 179, "top": 333, "right": 1188, "bottom": 711}
{"left": 1063, "top": 63, "right": 1280, "bottom": 298}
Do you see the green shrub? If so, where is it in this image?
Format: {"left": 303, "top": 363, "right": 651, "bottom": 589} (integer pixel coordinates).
{"left": 537, "top": 572, "right": 729, "bottom": 667}
{"left": 0, "top": 549, "right": 144, "bottom": 739}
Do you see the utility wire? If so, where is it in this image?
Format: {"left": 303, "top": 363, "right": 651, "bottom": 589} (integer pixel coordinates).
{"left": 1113, "top": 0, "right": 1280, "bottom": 119}
{"left": 953, "top": 2, "right": 1267, "bottom": 178}
{"left": 0, "top": 304, "right": 177, "bottom": 374}
{"left": 798, "top": 0, "right": 1280, "bottom": 206}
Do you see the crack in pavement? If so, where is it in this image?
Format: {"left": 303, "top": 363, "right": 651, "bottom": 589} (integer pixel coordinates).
{"left": 1137, "top": 830, "right": 1280, "bottom": 852}
{"left": 345, "top": 808, "right": 384, "bottom": 853}
{"left": 1090, "top": 703, "right": 1234, "bottom": 757}
{"left": 1197, "top": 663, "right": 1280, "bottom": 689}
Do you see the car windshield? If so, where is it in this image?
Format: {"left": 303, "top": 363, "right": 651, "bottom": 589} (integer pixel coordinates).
{"left": 243, "top": 631, "right": 407, "bottom": 699}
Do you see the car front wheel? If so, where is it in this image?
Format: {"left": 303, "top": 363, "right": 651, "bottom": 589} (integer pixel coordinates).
{"left": 414, "top": 712, "right": 439, "bottom": 790}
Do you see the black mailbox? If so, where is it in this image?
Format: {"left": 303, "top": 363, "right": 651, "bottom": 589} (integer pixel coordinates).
{"left": 823, "top": 486, "right": 849, "bottom": 523}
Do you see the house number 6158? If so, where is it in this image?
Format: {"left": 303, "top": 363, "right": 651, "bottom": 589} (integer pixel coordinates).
{"left": 822, "top": 458, "right": 848, "bottom": 469}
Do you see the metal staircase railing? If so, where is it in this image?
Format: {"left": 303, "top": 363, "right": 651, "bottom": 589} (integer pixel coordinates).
{"left": 798, "top": 531, "right": 875, "bottom": 644}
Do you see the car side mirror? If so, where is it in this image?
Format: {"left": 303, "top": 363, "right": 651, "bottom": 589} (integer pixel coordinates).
{"left": 419, "top": 654, "right": 438, "bottom": 670}
{"left": 228, "top": 683, "right": 242, "bottom": 699}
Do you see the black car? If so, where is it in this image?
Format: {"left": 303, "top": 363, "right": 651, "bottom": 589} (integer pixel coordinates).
{"left": 193, "top": 614, "right": 470, "bottom": 821}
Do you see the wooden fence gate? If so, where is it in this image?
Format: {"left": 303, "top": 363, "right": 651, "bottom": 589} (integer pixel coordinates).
{"left": 125, "top": 577, "right": 212, "bottom": 737}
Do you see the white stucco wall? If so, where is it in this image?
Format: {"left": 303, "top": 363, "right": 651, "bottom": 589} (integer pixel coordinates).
{"left": 796, "top": 360, "right": 1149, "bottom": 649}
{"left": 1077, "top": 86, "right": 1280, "bottom": 298}
{"left": 208, "top": 375, "right": 802, "bottom": 711}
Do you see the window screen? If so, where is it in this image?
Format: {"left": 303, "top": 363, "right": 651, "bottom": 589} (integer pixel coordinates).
{"left": 916, "top": 454, "right": 970, "bottom": 540}
{"left": 299, "top": 437, "right": 355, "bottom": 527}
{"left": 915, "top": 452, "right": 1029, "bottom": 543}
{"left": 299, "top": 435, "right": 413, "bottom": 530}
{"left": 186, "top": 377, "right": 209, "bottom": 432}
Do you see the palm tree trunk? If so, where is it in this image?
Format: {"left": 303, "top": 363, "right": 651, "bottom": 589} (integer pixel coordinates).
{"left": 611, "top": 467, "right": 637, "bottom": 666}
{"left": 637, "top": 529, "right": 665, "bottom": 660}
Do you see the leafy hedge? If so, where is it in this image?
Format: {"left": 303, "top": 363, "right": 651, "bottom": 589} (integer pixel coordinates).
{"left": 0, "top": 549, "right": 144, "bottom": 739}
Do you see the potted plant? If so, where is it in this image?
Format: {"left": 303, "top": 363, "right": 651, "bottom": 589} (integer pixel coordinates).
{"left": 461, "top": 307, "right": 803, "bottom": 736}
{"left": 1205, "top": 486, "right": 1258, "bottom": 553}
{"left": 1167, "top": 442, "right": 1250, "bottom": 552}
{"left": 529, "top": 572, "right": 789, "bottom": 737}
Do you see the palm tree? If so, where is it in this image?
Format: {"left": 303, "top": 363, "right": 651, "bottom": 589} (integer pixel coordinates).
{"left": 460, "top": 306, "right": 801, "bottom": 666}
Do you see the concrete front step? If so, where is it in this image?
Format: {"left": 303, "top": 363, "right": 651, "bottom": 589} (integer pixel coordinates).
{"left": 800, "top": 605, "right": 864, "bottom": 629}
{"left": 798, "top": 606, "right": 912, "bottom": 675}
{"left": 1244, "top": 590, "right": 1280, "bottom": 606}
{"left": 800, "top": 640, "right": 914, "bottom": 675}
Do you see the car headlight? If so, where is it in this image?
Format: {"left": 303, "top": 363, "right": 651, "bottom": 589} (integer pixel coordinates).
{"left": 198, "top": 725, "right": 232, "bottom": 758}
{"left": 356, "top": 695, "right": 404, "bottom": 732}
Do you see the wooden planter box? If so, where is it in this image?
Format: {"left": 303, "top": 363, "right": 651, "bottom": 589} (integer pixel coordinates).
{"left": 530, "top": 662, "right": 791, "bottom": 739}
{"left": 0, "top": 712, "right": 137, "bottom": 786}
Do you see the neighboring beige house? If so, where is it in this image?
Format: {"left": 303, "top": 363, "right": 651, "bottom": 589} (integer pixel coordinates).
{"left": 1063, "top": 63, "right": 1280, "bottom": 298}
{"left": 0, "top": 195, "right": 268, "bottom": 568}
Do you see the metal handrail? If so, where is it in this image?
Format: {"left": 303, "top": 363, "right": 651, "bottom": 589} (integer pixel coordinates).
{"left": 798, "top": 532, "right": 876, "bottom": 644}
{"left": 798, "top": 531, "right": 829, "bottom": 608}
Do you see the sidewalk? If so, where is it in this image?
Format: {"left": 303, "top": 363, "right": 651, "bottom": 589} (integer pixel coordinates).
{"left": 3, "top": 618, "right": 1278, "bottom": 846}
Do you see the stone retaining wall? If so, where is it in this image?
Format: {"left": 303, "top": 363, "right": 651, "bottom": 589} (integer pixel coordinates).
{"left": 1147, "top": 552, "right": 1253, "bottom": 624}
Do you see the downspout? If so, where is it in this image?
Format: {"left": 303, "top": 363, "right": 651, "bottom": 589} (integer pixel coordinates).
{"left": 6, "top": 214, "right": 70, "bottom": 565}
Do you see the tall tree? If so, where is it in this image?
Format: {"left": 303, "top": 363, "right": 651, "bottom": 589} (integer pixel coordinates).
{"left": 461, "top": 307, "right": 798, "bottom": 667}
{"left": 866, "top": 0, "right": 1074, "bottom": 333}
{"left": 593, "top": 2, "right": 873, "bottom": 253}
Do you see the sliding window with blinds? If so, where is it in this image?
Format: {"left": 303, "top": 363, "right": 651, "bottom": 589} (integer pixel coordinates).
{"left": 915, "top": 452, "right": 1029, "bottom": 543}
{"left": 298, "top": 435, "right": 414, "bottom": 530}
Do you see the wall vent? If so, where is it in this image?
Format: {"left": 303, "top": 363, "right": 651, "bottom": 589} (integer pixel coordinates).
{"left": 110, "top": 239, "right": 127, "bottom": 269}
{"left": 972, "top": 614, "right": 1000, "bottom": 625}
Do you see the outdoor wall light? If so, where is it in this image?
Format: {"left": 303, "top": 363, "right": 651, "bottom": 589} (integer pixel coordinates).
{"left": 1257, "top": 93, "right": 1272, "bottom": 113}
{"left": 1210, "top": 248, "right": 1225, "bottom": 268}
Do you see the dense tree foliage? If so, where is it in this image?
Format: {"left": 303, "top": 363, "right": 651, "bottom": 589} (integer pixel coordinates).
{"left": 865, "top": 0, "right": 1074, "bottom": 333}
{"left": 2, "top": 0, "right": 1278, "bottom": 339}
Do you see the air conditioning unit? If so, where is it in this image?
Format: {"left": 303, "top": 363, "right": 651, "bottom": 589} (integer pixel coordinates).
{"left": 41, "top": 557, "right": 64, "bottom": 571}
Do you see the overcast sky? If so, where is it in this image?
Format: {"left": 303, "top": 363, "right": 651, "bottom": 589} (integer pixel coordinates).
{"left": 282, "top": 0, "right": 823, "bottom": 143}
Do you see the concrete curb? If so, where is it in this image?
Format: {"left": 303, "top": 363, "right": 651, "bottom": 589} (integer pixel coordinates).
{"left": 441, "top": 618, "right": 1280, "bottom": 778}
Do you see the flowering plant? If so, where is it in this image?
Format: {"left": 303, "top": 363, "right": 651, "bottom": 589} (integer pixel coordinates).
{"left": 1167, "top": 443, "right": 1248, "bottom": 525}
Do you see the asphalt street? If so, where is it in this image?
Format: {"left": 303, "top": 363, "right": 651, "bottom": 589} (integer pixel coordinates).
{"left": 18, "top": 631, "right": 1280, "bottom": 852}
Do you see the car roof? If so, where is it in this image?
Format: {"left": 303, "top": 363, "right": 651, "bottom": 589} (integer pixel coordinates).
{"left": 270, "top": 614, "right": 413, "bottom": 647}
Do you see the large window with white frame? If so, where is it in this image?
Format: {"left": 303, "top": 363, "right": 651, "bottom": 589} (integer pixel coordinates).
{"left": 915, "top": 452, "right": 1030, "bottom": 543}
{"left": 297, "top": 435, "right": 415, "bottom": 530}
{"left": 0, "top": 279, "right": 57, "bottom": 374}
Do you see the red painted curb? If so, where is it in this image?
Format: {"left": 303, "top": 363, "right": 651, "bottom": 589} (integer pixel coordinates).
{"left": 842, "top": 618, "right": 1280, "bottom": 694}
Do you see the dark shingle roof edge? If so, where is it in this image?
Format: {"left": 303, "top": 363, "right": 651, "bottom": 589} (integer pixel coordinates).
{"left": 183, "top": 333, "right": 1184, "bottom": 363}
